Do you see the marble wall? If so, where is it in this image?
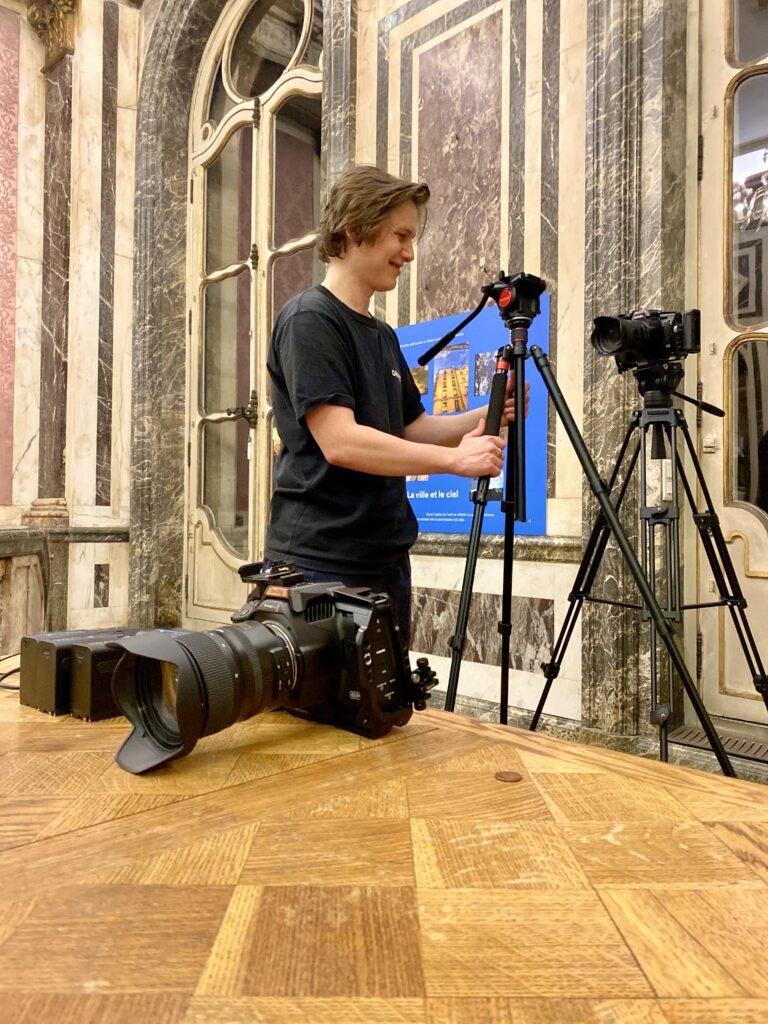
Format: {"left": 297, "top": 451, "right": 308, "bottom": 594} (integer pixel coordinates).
{"left": 0, "top": 0, "right": 693, "bottom": 738}
{"left": 1, "top": 1, "right": 135, "bottom": 635}
{"left": 581, "top": 0, "right": 688, "bottom": 737}
{"left": 0, "top": 8, "right": 19, "bottom": 508}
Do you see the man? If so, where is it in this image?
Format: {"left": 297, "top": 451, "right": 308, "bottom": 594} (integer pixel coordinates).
{"left": 264, "top": 164, "right": 521, "bottom": 648}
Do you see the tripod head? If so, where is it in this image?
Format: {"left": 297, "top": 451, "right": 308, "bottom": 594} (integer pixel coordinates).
{"left": 483, "top": 271, "right": 546, "bottom": 328}
{"left": 417, "top": 271, "right": 546, "bottom": 366}
{"left": 631, "top": 360, "right": 724, "bottom": 419}
{"left": 634, "top": 362, "right": 685, "bottom": 409}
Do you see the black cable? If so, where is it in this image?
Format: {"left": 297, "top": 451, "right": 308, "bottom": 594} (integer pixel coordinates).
{"left": 0, "top": 657, "right": 21, "bottom": 690}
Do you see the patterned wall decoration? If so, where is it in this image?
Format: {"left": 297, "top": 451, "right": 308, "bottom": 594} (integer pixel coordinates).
{"left": 376, "top": 0, "right": 527, "bottom": 327}
{"left": 412, "top": 585, "right": 553, "bottom": 670}
{"left": 0, "top": 8, "right": 19, "bottom": 506}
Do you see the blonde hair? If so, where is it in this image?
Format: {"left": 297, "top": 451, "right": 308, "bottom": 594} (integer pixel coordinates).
{"left": 316, "top": 164, "right": 430, "bottom": 263}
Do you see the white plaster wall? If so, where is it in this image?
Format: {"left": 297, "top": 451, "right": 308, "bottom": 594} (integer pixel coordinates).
{"left": 68, "top": 541, "right": 130, "bottom": 629}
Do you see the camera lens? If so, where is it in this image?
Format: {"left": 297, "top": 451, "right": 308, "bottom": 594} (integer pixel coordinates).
{"left": 108, "top": 576, "right": 426, "bottom": 776}
{"left": 109, "top": 614, "right": 339, "bottom": 774}
{"left": 590, "top": 316, "right": 625, "bottom": 356}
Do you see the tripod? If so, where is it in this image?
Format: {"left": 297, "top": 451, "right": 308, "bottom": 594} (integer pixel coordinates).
{"left": 529, "top": 356, "right": 768, "bottom": 774}
{"left": 419, "top": 272, "right": 767, "bottom": 777}
{"left": 417, "top": 272, "right": 545, "bottom": 724}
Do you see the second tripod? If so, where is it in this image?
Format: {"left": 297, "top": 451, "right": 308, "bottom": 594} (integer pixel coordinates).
{"left": 530, "top": 357, "right": 768, "bottom": 767}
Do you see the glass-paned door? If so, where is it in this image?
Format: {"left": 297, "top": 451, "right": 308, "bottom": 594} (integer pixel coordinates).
{"left": 694, "top": 2, "right": 768, "bottom": 728}
{"left": 184, "top": 0, "right": 322, "bottom": 627}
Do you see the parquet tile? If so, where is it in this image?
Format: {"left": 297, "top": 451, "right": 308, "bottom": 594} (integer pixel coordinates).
{"left": 706, "top": 820, "right": 768, "bottom": 883}
{"left": 0, "top": 750, "right": 111, "bottom": 795}
{"left": 411, "top": 819, "right": 590, "bottom": 889}
{"left": 426, "top": 999, "right": 670, "bottom": 1023}
{"left": 0, "top": 690, "right": 766, "bottom": 1018}
{"left": 3, "top": 993, "right": 191, "bottom": 1024}
{"left": 0, "top": 884, "right": 232, "bottom": 992}
{"left": 561, "top": 821, "right": 761, "bottom": 887}
{"left": 239, "top": 819, "right": 415, "bottom": 885}
{"left": 598, "top": 889, "right": 747, "bottom": 997}
{"left": 653, "top": 888, "right": 768, "bottom": 997}
{"left": 0, "top": 795, "right": 72, "bottom": 850}
{"left": 183, "top": 996, "right": 427, "bottom": 1022}
{"left": 406, "top": 769, "right": 554, "bottom": 820}
{"left": 37, "top": 792, "right": 185, "bottom": 838}
{"left": 83, "top": 822, "right": 259, "bottom": 886}
{"left": 417, "top": 889, "right": 654, "bottom": 998}
{"left": 533, "top": 773, "right": 695, "bottom": 823}
{"left": 660, "top": 999, "right": 768, "bottom": 1023}
{"left": 199, "top": 885, "right": 425, "bottom": 997}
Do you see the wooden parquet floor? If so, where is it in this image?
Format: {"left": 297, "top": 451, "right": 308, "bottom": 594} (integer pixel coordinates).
{"left": 1, "top": 674, "right": 768, "bottom": 1023}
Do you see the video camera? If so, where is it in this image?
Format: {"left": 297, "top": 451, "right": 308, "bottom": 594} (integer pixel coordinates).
{"left": 109, "top": 562, "right": 437, "bottom": 774}
{"left": 591, "top": 309, "right": 700, "bottom": 373}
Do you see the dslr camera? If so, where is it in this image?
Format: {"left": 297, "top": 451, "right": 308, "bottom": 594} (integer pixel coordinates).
{"left": 591, "top": 308, "right": 700, "bottom": 373}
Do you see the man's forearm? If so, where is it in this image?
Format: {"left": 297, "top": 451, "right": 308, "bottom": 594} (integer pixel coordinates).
{"left": 323, "top": 419, "right": 459, "bottom": 476}
{"left": 404, "top": 407, "right": 486, "bottom": 446}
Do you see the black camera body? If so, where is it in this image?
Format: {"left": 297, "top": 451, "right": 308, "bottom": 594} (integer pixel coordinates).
{"left": 591, "top": 308, "right": 700, "bottom": 373}
{"left": 110, "top": 563, "right": 437, "bottom": 774}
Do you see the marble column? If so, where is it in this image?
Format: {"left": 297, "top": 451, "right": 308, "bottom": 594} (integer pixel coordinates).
{"left": 131, "top": 0, "right": 228, "bottom": 627}
{"left": 31, "top": 0, "right": 79, "bottom": 514}
{"left": 96, "top": 0, "right": 120, "bottom": 506}
{"left": 581, "top": 0, "right": 688, "bottom": 735}
{"left": 321, "top": 0, "right": 357, "bottom": 193}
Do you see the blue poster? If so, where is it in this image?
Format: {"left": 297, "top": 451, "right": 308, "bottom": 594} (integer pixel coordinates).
{"left": 396, "top": 295, "right": 549, "bottom": 535}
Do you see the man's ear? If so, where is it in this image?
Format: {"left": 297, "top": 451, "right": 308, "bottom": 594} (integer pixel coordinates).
{"left": 343, "top": 225, "right": 362, "bottom": 247}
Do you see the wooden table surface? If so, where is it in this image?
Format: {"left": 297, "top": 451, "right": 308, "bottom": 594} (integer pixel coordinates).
{"left": 1, "top": 677, "right": 767, "bottom": 1023}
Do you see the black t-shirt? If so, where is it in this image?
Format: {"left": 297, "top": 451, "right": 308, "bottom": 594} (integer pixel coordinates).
{"left": 264, "top": 285, "right": 426, "bottom": 573}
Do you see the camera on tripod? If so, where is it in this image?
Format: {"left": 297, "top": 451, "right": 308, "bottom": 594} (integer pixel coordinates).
{"left": 591, "top": 308, "right": 700, "bottom": 373}
{"left": 109, "top": 562, "right": 437, "bottom": 774}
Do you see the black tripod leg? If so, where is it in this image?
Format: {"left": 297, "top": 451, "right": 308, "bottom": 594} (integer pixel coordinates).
{"left": 530, "top": 418, "right": 642, "bottom": 730}
{"left": 498, "top": 459, "right": 515, "bottom": 725}
{"left": 444, "top": 365, "right": 510, "bottom": 713}
{"left": 676, "top": 415, "right": 768, "bottom": 708}
{"left": 530, "top": 346, "right": 736, "bottom": 776}
{"left": 498, "top": 346, "right": 528, "bottom": 725}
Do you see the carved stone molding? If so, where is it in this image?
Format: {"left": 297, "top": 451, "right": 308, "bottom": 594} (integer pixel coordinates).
{"left": 26, "top": 1, "right": 78, "bottom": 71}
{"left": 21, "top": 497, "right": 70, "bottom": 528}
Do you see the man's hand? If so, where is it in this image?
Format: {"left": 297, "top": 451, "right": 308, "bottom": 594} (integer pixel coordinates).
{"left": 501, "top": 371, "right": 531, "bottom": 426}
{"left": 453, "top": 418, "right": 506, "bottom": 477}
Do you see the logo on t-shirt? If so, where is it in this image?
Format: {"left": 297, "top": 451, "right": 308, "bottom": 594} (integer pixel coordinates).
{"left": 391, "top": 369, "right": 402, "bottom": 381}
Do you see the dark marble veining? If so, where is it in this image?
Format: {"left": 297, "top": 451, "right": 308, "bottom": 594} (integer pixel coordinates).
{"left": 411, "top": 584, "right": 553, "bottom": 670}
{"left": 96, "top": 0, "right": 120, "bottom": 507}
{"left": 582, "top": 0, "right": 688, "bottom": 736}
{"left": 131, "top": 0, "right": 230, "bottom": 626}
{"left": 94, "top": 562, "right": 110, "bottom": 608}
{"left": 411, "top": 9, "right": 504, "bottom": 324}
{"left": 413, "top": 531, "right": 581, "bottom": 563}
{"left": 321, "top": 0, "right": 356, "bottom": 193}
{"left": 506, "top": 1, "right": 527, "bottom": 277}
{"left": 38, "top": 55, "right": 73, "bottom": 502}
